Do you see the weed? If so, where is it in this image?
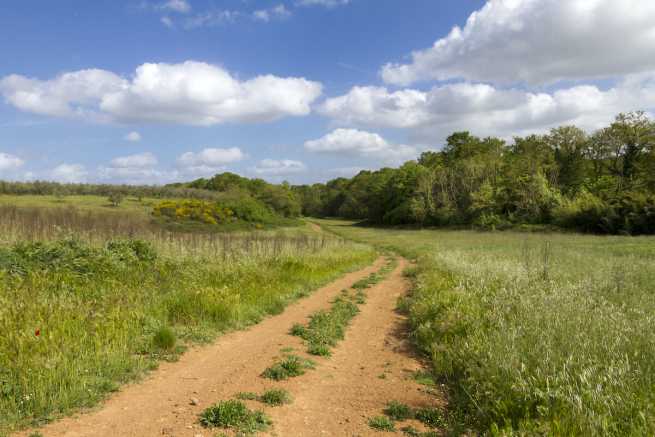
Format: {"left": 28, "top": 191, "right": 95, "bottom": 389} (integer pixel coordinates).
{"left": 412, "top": 371, "right": 436, "bottom": 387}
{"left": 261, "top": 355, "right": 315, "bottom": 381}
{"left": 152, "top": 326, "right": 176, "bottom": 351}
{"left": 289, "top": 323, "right": 306, "bottom": 336}
{"left": 384, "top": 401, "right": 413, "bottom": 421}
{"left": 259, "top": 389, "right": 292, "bottom": 406}
{"left": 368, "top": 415, "right": 396, "bottom": 432}
{"left": 199, "top": 400, "right": 271, "bottom": 433}
{"left": 400, "top": 426, "right": 420, "bottom": 436}
{"left": 414, "top": 407, "right": 445, "bottom": 428}
{"left": 235, "top": 392, "right": 258, "bottom": 401}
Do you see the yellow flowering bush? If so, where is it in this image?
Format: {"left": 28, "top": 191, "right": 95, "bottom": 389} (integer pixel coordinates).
{"left": 153, "top": 200, "right": 235, "bottom": 225}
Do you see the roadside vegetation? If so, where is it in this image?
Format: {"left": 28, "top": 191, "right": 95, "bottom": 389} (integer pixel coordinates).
{"left": 321, "top": 219, "right": 655, "bottom": 435}
{"left": 0, "top": 206, "right": 375, "bottom": 434}
{"left": 291, "top": 258, "right": 396, "bottom": 357}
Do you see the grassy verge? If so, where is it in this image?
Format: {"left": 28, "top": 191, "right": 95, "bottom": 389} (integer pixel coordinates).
{"left": 291, "top": 258, "right": 396, "bottom": 357}
{"left": 317, "top": 219, "right": 655, "bottom": 435}
{"left": 0, "top": 227, "right": 375, "bottom": 434}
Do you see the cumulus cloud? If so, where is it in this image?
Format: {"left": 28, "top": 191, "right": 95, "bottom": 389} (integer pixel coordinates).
{"left": 99, "top": 154, "right": 174, "bottom": 184}
{"left": 51, "top": 163, "right": 88, "bottom": 183}
{"left": 305, "top": 128, "right": 418, "bottom": 164}
{"left": 320, "top": 75, "right": 655, "bottom": 142}
{"left": 253, "top": 5, "right": 291, "bottom": 22}
{"left": 0, "top": 69, "right": 124, "bottom": 120}
{"left": 0, "top": 61, "right": 323, "bottom": 125}
{"left": 125, "top": 131, "right": 142, "bottom": 142}
{"left": 176, "top": 147, "right": 245, "bottom": 176}
{"left": 252, "top": 159, "right": 306, "bottom": 175}
{"left": 319, "top": 86, "right": 430, "bottom": 128}
{"left": 0, "top": 152, "right": 24, "bottom": 171}
{"left": 110, "top": 152, "right": 157, "bottom": 169}
{"left": 381, "top": 0, "right": 655, "bottom": 86}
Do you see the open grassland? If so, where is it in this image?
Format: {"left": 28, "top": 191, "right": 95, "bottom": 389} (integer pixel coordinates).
{"left": 0, "top": 194, "right": 154, "bottom": 215}
{"left": 318, "top": 219, "right": 655, "bottom": 435}
{"left": 0, "top": 206, "right": 375, "bottom": 435}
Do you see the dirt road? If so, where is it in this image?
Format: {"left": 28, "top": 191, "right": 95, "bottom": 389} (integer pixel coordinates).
{"left": 20, "top": 256, "right": 441, "bottom": 437}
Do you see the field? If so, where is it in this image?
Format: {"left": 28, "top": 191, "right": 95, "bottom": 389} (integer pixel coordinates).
{"left": 318, "top": 219, "right": 655, "bottom": 435}
{"left": 0, "top": 197, "right": 376, "bottom": 434}
{"left": 4, "top": 193, "right": 655, "bottom": 436}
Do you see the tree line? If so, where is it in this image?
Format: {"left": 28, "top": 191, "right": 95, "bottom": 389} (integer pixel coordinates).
{"left": 294, "top": 112, "right": 655, "bottom": 234}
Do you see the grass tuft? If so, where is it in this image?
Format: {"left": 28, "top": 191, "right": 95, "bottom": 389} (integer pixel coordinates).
{"left": 235, "top": 392, "right": 258, "bottom": 401}
{"left": 152, "top": 326, "right": 176, "bottom": 350}
{"left": 199, "top": 400, "right": 271, "bottom": 433}
{"left": 384, "top": 401, "right": 413, "bottom": 421}
{"left": 368, "top": 415, "right": 396, "bottom": 432}
{"left": 259, "top": 389, "right": 292, "bottom": 406}
{"left": 261, "top": 355, "right": 315, "bottom": 381}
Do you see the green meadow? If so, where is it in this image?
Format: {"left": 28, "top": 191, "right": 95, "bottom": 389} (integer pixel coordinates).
{"left": 0, "top": 199, "right": 375, "bottom": 434}
{"left": 319, "top": 219, "right": 655, "bottom": 435}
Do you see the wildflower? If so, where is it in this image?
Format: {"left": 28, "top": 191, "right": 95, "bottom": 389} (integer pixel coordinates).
{"left": 35, "top": 328, "right": 40, "bottom": 337}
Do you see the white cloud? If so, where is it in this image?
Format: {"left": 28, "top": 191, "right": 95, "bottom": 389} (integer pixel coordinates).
{"left": 51, "top": 163, "right": 88, "bottom": 183}
{"left": 320, "top": 75, "right": 655, "bottom": 143}
{"left": 161, "top": 16, "right": 174, "bottom": 28}
{"left": 253, "top": 5, "right": 291, "bottom": 22}
{"left": 124, "top": 131, "right": 142, "bottom": 142}
{"left": 99, "top": 152, "right": 180, "bottom": 184}
{"left": 381, "top": 0, "right": 655, "bottom": 86}
{"left": 177, "top": 147, "right": 245, "bottom": 177}
{"left": 319, "top": 86, "right": 430, "bottom": 128}
{"left": 1, "top": 61, "right": 323, "bottom": 125}
{"left": 0, "top": 152, "right": 24, "bottom": 171}
{"left": 252, "top": 159, "right": 306, "bottom": 175}
{"left": 297, "top": 0, "right": 350, "bottom": 7}
{"left": 305, "top": 128, "right": 417, "bottom": 164}
{"left": 184, "top": 10, "right": 239, "bottom": 28}
{"left": 110, "top": 152, "right": 157, "bottom": 169}
{"left": 159, "top": 0, "right": 191, "bottom": 13}
{"left": 0, "top": 69, "right": 125, "bottom": 119}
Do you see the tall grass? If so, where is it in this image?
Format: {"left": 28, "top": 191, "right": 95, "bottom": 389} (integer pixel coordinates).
{"left": 0, "top": 209, "right": 376, "bottom": 434}
{"left": 319, "top": 220, "right": 655, "bottom": 435}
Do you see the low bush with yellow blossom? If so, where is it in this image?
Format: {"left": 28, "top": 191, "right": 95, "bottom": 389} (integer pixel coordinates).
{"left": 153, "top": 200, "right": 236, "bottom": 225}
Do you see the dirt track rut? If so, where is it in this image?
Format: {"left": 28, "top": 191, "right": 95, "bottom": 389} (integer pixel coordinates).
{"left": 20, "top": 256, "right": 442, "bottom": 436}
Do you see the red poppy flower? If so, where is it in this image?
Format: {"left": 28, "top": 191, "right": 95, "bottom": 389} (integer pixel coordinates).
{"left": 35, "top": 329, "right": 40, "bottom": 337}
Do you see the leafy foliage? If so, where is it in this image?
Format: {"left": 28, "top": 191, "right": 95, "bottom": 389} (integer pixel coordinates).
{"left": 296, "top": 112, "right": 655, "bottom": 234}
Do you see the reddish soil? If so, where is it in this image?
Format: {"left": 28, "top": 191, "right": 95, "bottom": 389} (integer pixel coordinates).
{"left": 18, "top": 256, "right": 443, "bottom": 437}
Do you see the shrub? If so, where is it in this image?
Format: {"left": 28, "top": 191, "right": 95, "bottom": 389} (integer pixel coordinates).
{"left": 152, "top": 326, "right": 176, "bottom": 351}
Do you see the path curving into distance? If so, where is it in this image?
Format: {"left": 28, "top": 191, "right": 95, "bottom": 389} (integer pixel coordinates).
{"left": 19, "top": 256, "right": 442, "bottom": 437}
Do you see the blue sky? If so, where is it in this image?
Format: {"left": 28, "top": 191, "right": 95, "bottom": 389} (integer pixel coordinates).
{"left": 1, "top": 0, "right": 654, "bottom": 184}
